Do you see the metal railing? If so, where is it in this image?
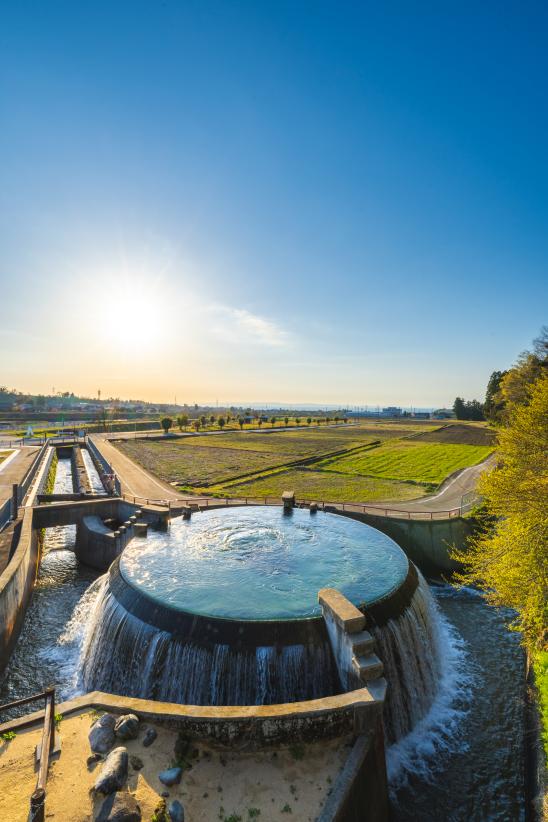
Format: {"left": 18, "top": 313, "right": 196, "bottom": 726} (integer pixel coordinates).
{"left": 0, "top": 687, "right": 56, "bottom": 822}
{"left": 120, "top": 493, "right": 476, "bottom": 521}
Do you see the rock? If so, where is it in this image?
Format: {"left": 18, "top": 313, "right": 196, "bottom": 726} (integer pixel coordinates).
{"left": 161, "top": 791, "right": 170, "bottom": 798}
{"left": 114, "top": 714, "right": 140, "bottom": 741}
{"left": 87, "top": 752, "right": 103, "bottom": 767}
{"left": 158, "top": 767, "right": 183, "bottom": 787}
{"left": 168, "top": 800, "right": 185, "bottom": 822}
{"left": 89, "top": 713, "right": 117, "bottom": 754}
{"left": 142, "top": 727, "right": 157, "bottom": 748}
{"left": 130, "top": 755, "right": 144, "bottom": 771}
{"left": 95, "top": 747, "right": 129, "bottom": 795}
{"left": 95, "top": 791, "right": 141, "bottom": 822}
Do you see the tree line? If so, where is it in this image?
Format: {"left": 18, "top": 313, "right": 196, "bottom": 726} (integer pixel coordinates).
{"left": 453, "top": 327, "right": 547, "bottom": 423}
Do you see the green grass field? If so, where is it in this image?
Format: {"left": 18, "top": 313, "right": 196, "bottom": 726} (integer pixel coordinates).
{"left": 316, "top": 441, "right": 493, "bottom": 486}
{"left": 209, "top": 468, "right": 425, "bottom": 503}
{"left": 0, "top": 450, "right": 13, "bottom": 464}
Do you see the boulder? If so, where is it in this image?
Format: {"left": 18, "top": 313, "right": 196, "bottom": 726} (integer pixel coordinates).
{"left": 95, "top": 791, "right": 141, "bottom": 822}
{"left": 142, "top": 727, "right": 157, "bottom": 748}
{"left": 89, "top": 713, "right": 117, "bottom": 754}
{"left": 158, "top": 767, "right": 183, "bottom": 787}
{"left": 95, "top": 747, "right": 129, "bottom": 795}
{"left": 130, "top": 755, "right": 144, "bottom": 771}
{"left": 114, "top": 714, "right": 140, "bottom": 741}
{"left": 168, "top": 800, "right": 185, "bottom": 822}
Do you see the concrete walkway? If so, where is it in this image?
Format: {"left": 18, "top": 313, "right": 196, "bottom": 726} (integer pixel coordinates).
{"left": 0, "top": 447, "right": 39, "bottom": 507}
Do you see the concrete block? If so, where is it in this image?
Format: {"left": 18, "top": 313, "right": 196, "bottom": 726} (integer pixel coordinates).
{"left": 352, "top": 653, "right": 384, "bottom": 682}
{"left": 318, "top": 588, "right": 366, "bottom": 633}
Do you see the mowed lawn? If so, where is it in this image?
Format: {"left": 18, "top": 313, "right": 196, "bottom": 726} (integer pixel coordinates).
{"left": 211, "top": 468, "right": 426, "bottom": 503}
{"left": 317, "top": 441, "right": 494, "bottom": 485}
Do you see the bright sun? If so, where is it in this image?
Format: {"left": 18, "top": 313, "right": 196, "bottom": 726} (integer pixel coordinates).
{"left": 92, "top": 279, "right": 166, "bottom": 354}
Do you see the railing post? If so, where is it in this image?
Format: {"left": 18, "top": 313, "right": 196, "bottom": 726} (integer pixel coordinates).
{"left": 30, "top": 787, "right": 45, "bottom": 822}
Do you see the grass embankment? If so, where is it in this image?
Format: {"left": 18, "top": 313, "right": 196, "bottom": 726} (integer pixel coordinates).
{"left": 115, "top": 422, "right": 494, "bottom": 504}
{"left": 0, "top": 450, "right": 13, "bottom": 464}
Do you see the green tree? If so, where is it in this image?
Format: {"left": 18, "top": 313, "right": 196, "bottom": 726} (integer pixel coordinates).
{"left": 270, "top": 416, "right": 276, "bottom": 427}
{"left": 453, "top": 397, "right": 466, "bottom": 419}
{"left": 484, "top": 371, "right": 507, "bottom": 423}
{"left": 238, "top": 416, "right": 245, "bottom": 430}
{"left": 307, "top": 417, "right": 312, "bottom": 425}
{"left": 210, "top": 415, "right": 215, "bottom": 426}
{"left": 193, "top": 419, "right": 201, "bottom": 432}
{"left": 334, "top": 415, "right": 339, "bottom": 424}
{"left": 160, "top": 416, "right": 173, "bottom": 435}
{"left": 284, "top": 416, "right": 289, "bottom": 427}
{"left": 180, "top": 413, "right": 189, "bottom": 429}
{"left": 257, "top": 418, "right": 262, "bottom": 428}
{"left": 295, "top": 417, "right": 300, "bottom": 425}
{"left": 454, "top": 373, "right": 548, "bottom": 652}
{"left": 218, "top": 416, "right": 225, "bottom": 429}
{"left": 200, "top": 415, "right": 207, "bottom": 428}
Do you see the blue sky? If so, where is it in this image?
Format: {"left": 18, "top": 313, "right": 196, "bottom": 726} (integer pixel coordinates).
{"left": 1, "top": 1, "right": 546, "bottom": 405}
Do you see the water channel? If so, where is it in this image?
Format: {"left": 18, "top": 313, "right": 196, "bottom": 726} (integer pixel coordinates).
{"left": 0, "top": 457, "right": 527, "bottom": 820}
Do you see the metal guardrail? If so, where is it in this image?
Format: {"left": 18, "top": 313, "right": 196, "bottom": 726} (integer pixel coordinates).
{"left": 120, "top": 493, "right": 476, "bottom": 521}
{"left": 0, "top": 687, "right": 56, "bottom": 822}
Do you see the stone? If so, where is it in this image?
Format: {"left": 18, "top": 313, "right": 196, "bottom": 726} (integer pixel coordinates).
{"left": 130, "top": 755, "right": 144, "bottom": 771}
{"left": 158, "top": 767, "right": 183, "bottom": 787}
{"left": 87, "top": 752, "right": 103, "bottom": 767}
{"left": 95, "top": 791, "right": 141, "bottom": 822}
{"left": 142, "top": 727, "right": 157, "bottom": 747}
{"left": 168, "top": 800, "right": 185, "bottom": 822}
{"left": 114, "top": 714, "right": 140, "bottom": 741}
{"left": 89, "top": 713, "right": 117, "bottom": 754}
{"left": 95, "top": 747, "right": 129, "bottom": 795}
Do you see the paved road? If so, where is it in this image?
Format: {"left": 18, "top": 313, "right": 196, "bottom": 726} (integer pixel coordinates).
{"left": 0, "top": 446, "right": 40, "bottom": 507}
{"left": 93, "top": 435, "right": 495, "bottom": 516}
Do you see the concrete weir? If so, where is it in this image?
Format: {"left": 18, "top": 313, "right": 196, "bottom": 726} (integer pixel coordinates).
{"left": 0, "top": 452, "right": 465, "bottom": 821}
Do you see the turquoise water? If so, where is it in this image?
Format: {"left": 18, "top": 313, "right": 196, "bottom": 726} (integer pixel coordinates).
{"left": 119, "top": 506, "right": 408, "bottom": 620}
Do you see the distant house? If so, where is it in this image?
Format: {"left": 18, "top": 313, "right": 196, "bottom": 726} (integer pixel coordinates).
{"left": 432, "top": 408, "right": 455, "bottom": 420}
{"left": 412, "top": 411, "right": 431, "bottom": 419}
{"left": 382, "top": 407, "right": 402, "bottom": 417}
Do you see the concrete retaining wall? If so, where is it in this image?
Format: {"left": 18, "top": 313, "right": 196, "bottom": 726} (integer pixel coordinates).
{"left": 75, "top": 514, "right": 135, "bottom": 570}
{"left": 317, "top": 726, "right": 389, "bottom": 822}
{"left": 325, "top": 506, "right": 477, "bottom": 575}
{"left": 0, "top": 687, "right": 385, "bottom": 748}
{"left": 0, "top": 506, "right": 40, "bottom": 676}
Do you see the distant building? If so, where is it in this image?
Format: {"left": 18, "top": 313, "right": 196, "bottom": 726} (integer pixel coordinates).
{"left": 382, "top": 407, "right": 402, "bottom": 417}
{"left": 432, "top": 408, "right": 455, "bottom": 420}
{"left": 412, "top": 411, "right": 431, "bottom": 419}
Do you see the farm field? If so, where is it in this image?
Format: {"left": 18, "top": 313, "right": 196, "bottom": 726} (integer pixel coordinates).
{"left": 316, "top": 441, "right": 494, "bottom": 486}
{"left": 209, "top": 468, "right": 424, "bottom": 503}
{"left": 114, "top": 421, "right": 495, "bottom": 502}
{"left": 413, "top": 422, "right": 497, "bottom": 446}
{"left": 115, "top": 422, "right": 433, "bottom": 487}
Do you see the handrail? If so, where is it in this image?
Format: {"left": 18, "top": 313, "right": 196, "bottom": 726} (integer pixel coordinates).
{"left": 120, "top": 493, "right": 477, "bottom": 521}
{"left": 0, "top": 687, "right": 56, "bottom": 822}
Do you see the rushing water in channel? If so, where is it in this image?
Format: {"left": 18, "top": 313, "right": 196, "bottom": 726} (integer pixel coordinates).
{"left": 0, "top": 464, "right": 527, "bottom": 817}
{"left": 81, "top": 448, "right": 106, "bottom": 495}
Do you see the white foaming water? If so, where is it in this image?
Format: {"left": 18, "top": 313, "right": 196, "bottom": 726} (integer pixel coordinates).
{"left": 386, "top": 584, "right": 473, "bottom": 791}
{"left": 39, "top": 575, "right": 106, "bottom": 699}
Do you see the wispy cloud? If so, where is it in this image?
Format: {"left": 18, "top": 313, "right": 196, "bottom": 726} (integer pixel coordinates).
{"left": 207, "top": 305, "right": 292, "bottom": 348}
